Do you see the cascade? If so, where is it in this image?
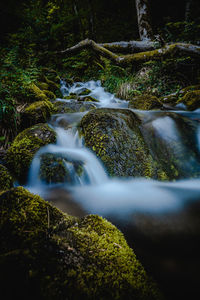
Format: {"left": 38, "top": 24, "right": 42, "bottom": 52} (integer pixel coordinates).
{"left": 25, "top": 79, "right": 200, "bottom": 299}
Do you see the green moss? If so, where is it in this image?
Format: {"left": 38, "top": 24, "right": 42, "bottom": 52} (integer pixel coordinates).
{"left": 79, "top": 88, "right": 91, "bottom": 96}
{"left": 53, "top": 101, "right": 75, "bottom": 114}
{"left": 24, "top": 83, "right": 49, "bottom": 103}
{"left": 64, "top": 94, "right": 77, "bottom": 100}
{"left": 0, "top": 164, "right": 13, "bottom": 192}
{"left": 43, "top": 90, "right": 56, "bottom": 100}
{"left": 44, "top": 76, "right": 60, "bottom": 93}
{"left": 78, "top": 95, "right": 99, "bottom": 102}
{"left": 177, "top": 90, "right": 200, "bottom": 110}
{"left": 129, "top": 94, "right": 162, "bottom": 110}
{"left": 40, "top": 153, "right": 70, "bottom": 184}
{"left": 6, "top": 124, "right": 56, "bottom": 183}
{"left": 36, "top": 82, "right": 49, "bottom": 91}
{"left": 21, "top": 100, "right": 55, "bottom": 127}
{"left": 0, "top": 187, "right": 161, "bottom": 300}
{"left": 80, "top": 108, "right": 163, "bottom": 178}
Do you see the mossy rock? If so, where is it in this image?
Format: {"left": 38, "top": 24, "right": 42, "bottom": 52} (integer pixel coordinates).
{"left": 0, "top": 187, "right": 161, "bottom": 300}
{"left": 40, "top": 153, "right": 84, "bottom": 184}
{"left": 179, "top": 85, "right": 200, "bottom": 96}
{"left": 21, "top": 100, "right": 55, "bottom": 128}
{"left": 64, "top": 94, "right": 78, "bottom": 100}
{"left": 53, "top": 101, "right": 75, "bottom": 114}
{"left": 78, "top": 88, "right": 91, "bottom": 96}
{"left": 0, "top": 164, "right": 13, "bottom": 192}
{"left": 24, "top": 83, "right": 49, "bottom": 103}
{"left": 176, "top": 90, "right": 200, "bottom": 110}
{"left": 36, "top": 82, "right": 49, "bottom": 91}
{"left": 78, "top": 95, "right": 99, "bottom": 102}
{"left": 80, "top": 108, "right": 163, "bottom": 178}
{"left": 43, "top": 90, "right": 56, "bottom": 100}
{"left": 6, "top": 124, "right": 56, "bottom": 183}
{"left": 44, "top": 76, "right": 60, "bottom": 93}
{"left": 129, "top": 94, "right": 162, "bottom": 110}
{"left": 54, "top": 100, "right": 96, "bottom": 113}
{"left": 40, "top": 153, "right": 70, "bottom": 184}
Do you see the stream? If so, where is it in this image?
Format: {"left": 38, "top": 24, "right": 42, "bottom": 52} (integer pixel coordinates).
{"left": 25, "top": 80, "right": 200, "bottom": 300}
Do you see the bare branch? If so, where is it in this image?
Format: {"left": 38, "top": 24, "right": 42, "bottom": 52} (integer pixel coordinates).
{"left": 61, "top": 39, "right": 200, "bottom": 67}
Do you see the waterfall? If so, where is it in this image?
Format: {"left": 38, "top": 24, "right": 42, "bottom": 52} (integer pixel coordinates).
{"left": 26, "top": 80, "right": 200, "bottom": 219}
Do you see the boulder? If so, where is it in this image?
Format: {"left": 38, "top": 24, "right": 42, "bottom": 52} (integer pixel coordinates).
{"left": 0, "top": 187, "right": 161, "bottom": 300}
{"left": 6, "top": 124, "right": 56, "bottom": 183}
{"left": 80, "top": 108, "right": 163, "bottom": 178}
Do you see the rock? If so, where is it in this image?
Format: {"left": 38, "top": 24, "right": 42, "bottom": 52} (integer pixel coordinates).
{"left": 54, "top": 100, "right": 97, "bottom": 113}
{"left": 129, "top": 94, "right": 162, "bottom": 110}
{"left": 6, "top": 124, "right": 56, "bottom": 183}
{"left": 0, "top": 164, "right": 13, "bottom": 192}
{"left": 43, "top": 90, "right": 56, "bottom": 100}
{"left": 39, "top": 153, "right": 84, "bottom": 184}
{"left": 77, "top": 95, "right": 99, "bottom": 102}
{"left": 80, "top": 108, "right": 163, "bottom": 178}
{"left": 176, "top": 90, "right": 200, "bottom": 110}
{"left": 24, "top": 83, "right": 49, "bottom": 103}
{"left": 21, "top": 100, "right": 55, "bottom": 128}
{"left": 0, "top": 187, "right": 161, "bottom": 300}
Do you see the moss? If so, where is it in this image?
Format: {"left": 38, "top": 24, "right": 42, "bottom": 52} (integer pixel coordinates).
{"left": 36, "top": 82, "right": 49, "bottom": 91}
{"left": 129, "top": 94, "right": 162, "bottom": 110}
{"left": 21, "top": 100, "right": 55, "bottom": 127}
{"left": 6, "top": 124, "right": 56, "bottom": 183}
{"left": 177, "top": 90, "right": 200, "bottom": 110}
{"left": 43, "top": 90, "right": 56, "bottom": 100}
{"left": 0, "top": 187, "right": 161, "bottom": 300}
{"left": 78, "top": 95, "right": 99, "bottom": 102}
{"left": 53, "top": 101, "right": 75, "bottom": 114}
{"left": 79, "top": 88, "right": 91, "bottom": 96}
{"left": 24, "top": 83, "right": 49, "bottom": 103}
{"left": 39, "top": 153, "right": 70, "bottom": 184}
{"left": 0, "top": 164, "right": 13, "bottom": 192}
{"left": 64, "top": 94, "right": 78, "bottom": 100}
{"left": 44, "top": 76, "right": 60, "bottom": 93}
{"left": 80, "top": 108, "right": 163, "bottom": 178}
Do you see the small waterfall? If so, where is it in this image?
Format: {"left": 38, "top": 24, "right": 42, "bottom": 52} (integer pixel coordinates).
{"left": 26, "top": 80, "right": 200, "bottom": 218}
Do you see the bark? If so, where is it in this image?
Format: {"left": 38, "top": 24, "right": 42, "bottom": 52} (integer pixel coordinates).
{"left": 135, "top": 0, "right": 154, "bottom": 41}
{"left": 61, "top": 39, "right": 200, "bottom": 67}
{"left": 185, "top": 0, "right": 193, "bottom": 22}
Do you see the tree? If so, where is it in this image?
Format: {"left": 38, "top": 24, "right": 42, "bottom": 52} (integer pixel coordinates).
{"left": 60, "top": 0, "right": 200, "bottom": 67}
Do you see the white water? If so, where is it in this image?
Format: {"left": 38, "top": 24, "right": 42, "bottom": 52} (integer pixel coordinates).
{"left": 26, "top": 80, "right": 200, "bottom": 220}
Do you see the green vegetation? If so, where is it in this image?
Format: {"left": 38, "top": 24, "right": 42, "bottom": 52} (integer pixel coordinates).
{"left": 0, "top": 164, "right": 13, "bottom": 192}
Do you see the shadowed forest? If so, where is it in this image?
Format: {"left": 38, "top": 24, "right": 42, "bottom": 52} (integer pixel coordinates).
{"left": 1, "top": 1, "right": 200, "bottom": 300}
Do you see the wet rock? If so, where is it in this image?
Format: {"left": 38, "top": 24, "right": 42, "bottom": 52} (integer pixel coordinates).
{"left": 0, "top": 187, "right": 161, "bottom": 300}
{"left": 80, "top": 108, "right": 163, "bottom": 178}
{"left": 6, "top": 124, "right": 56, "bottom": 184}
{"left": 176, "top": 90, "right": 200, "bottom": 110}
{"left": 54, "top": 100, "right": 97, "bottom": 114}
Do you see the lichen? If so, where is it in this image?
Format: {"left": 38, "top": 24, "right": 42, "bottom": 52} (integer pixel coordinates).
{"left": 0, "top": 164, "right": 13, "bottom": 192}
{"left": 0, "top": 187, "right": 161, "bottom": 300}
{"left": 6, "top": 124, "right": 56, "bottom": 183}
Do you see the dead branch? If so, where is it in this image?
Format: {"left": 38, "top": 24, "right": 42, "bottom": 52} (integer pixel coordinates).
{"left": 61, "top": 39, "right": 200, "bottom": 66}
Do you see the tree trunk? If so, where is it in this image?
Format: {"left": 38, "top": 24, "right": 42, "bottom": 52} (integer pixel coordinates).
{"left": 185, "top": 0, "right": 193, "bottom": 22}
{"left": 135, "top": 0, "right": 154, "bottom": 41}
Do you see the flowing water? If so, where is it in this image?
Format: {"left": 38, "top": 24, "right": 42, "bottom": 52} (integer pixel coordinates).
{"left": 25, "top": 80, "right": 200, "bottom": 299}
